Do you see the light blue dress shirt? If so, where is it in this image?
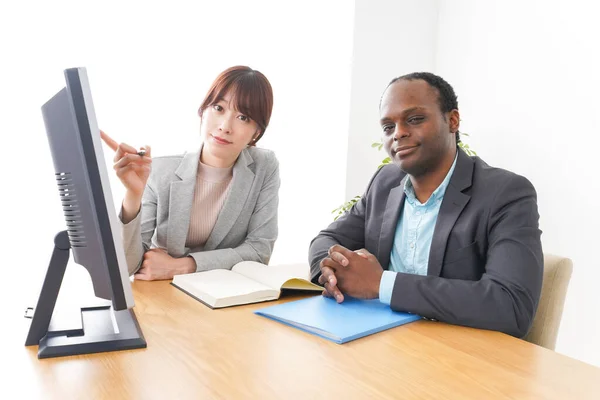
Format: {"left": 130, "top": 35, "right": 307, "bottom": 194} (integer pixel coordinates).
{"left": 379, "top": 154, "right": 458, "bottom": 305}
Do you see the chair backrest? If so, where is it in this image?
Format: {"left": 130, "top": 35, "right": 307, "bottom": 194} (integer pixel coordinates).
{"left": 523, "top": 253, "right": 573, "bottom": 350}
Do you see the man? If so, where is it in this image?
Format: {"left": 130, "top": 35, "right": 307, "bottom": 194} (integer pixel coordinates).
{"left": 309, "top": 72, "right": 543, "bottom": 338}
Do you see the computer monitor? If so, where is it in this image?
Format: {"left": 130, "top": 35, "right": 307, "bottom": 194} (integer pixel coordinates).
{"left": 25, "top": 67, "right": 146, "bottom": 358}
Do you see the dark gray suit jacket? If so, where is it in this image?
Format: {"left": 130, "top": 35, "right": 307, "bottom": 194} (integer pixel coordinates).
{"left": 309, "top": 149, "right": 543, "bottom": 338}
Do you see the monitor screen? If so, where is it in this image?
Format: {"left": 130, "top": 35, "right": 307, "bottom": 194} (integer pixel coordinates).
{"left": 41, "top": 67, "right": 134, "bottom": 311}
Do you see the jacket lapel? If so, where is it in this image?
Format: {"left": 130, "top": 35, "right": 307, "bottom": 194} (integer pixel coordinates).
{"left": 203, "top": 148, "right": 255, "bottom": 251}
{"left": 377, "top": 175, "right": 408, "bottom": 270}
{"left": 167, "top": 150, "right": 201, "bottom": 257}
{"left": 427, "top": 149, "right": 474, "bottom": 277}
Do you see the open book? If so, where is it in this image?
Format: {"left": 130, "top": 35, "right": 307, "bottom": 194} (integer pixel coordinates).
{"left": 171, "top": 261, "right": 323, "bottom": 309}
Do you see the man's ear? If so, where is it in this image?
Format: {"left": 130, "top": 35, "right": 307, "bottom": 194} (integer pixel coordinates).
{"left": 449, "top": 109, "right": 460, "bottom": 134}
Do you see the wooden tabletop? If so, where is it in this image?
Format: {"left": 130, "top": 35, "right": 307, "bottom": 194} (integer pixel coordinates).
{"left": 10, "top": 280, "right": 600, "bottom": 400}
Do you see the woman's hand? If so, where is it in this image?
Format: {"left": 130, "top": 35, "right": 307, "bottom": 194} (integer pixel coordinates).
{"left": 100, "top": 130, "right": 152, "bottom": 197}
{"left": 134, "top": 248, "right": 196, "bottom": 281}
{"left": 100, "top": 130, "right": 152, "bottom": 222}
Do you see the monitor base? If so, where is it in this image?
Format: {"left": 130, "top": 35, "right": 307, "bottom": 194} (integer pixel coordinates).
{"left": 38, "top": 306, "right": 146, "bottom": 359}
{"left": 25, "top": 231, "right": 146, "bottom": 359}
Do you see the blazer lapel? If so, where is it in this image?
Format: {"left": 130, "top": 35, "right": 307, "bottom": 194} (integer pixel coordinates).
{"left": 427, "top": 149, "right": 474, "bottom": 277}
{"left": 167, "top": 150, "right": 201, "bottom": 257}
{"left": 203, "top": 148, "right": 255, "bottom": 251}
{"left": 377, "top": 175, "right": 408, "bottom": 270}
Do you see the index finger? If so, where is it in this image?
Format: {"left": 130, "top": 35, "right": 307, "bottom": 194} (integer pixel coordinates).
{"left": 329, "top": 245, "right": 356, "bottom": 264}
{"left": 354, "top": 248, "right": 370, "bottom": 259}
{"left": 319, "top": 266, "right": 344, "bottom": 303}
{"left": 100, "top": 129, "right": 119, "bottom": 152}
{"left": 319, "top": 265, "right": 337, "bottom": 285}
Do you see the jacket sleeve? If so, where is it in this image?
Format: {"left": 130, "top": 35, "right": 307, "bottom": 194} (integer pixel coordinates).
{"left": 119, "top": 182, "right": 158, "bottom": 276}
{"left": 308, "top": 167, "right": 384, "bottom": 282}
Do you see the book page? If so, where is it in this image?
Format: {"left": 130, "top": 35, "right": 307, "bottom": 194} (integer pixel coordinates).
{"left": 232, "top": 261, "right": 323, "bottom": 291}
{"left": 172, "top": 269, "right": 277, "bottom": 305}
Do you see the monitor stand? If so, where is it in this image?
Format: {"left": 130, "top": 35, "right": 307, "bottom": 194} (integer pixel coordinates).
{"left": 25, "top": 231, "right": 146, "bottom": 359}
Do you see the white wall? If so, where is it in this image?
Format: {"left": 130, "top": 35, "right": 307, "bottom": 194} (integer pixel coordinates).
{"left": 0, "top": 1, "right": 354, "bottom": 312}
{"left": 348, "top": 0, "right": 600, "bottom": 366}
{"left": 345, "top": 0, "right": 439, "bottom": 199}
{"left": 435, "top": 0, "right": 600, "bottom": 367}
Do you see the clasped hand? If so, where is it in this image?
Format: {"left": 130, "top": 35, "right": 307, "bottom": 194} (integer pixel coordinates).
{"left": 318, "top": 245, "right": 384, "bottom": 303}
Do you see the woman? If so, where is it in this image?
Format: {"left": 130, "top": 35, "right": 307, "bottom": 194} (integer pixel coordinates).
{"left": 101, "top": 66, "right": 279, "bottom": 281}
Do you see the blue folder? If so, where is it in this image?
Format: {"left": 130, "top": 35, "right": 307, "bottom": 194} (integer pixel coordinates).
{"left": 254, "top": 295, "right": 421, "bottom": 344}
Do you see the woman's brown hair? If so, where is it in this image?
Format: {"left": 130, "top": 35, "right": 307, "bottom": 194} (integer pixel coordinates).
{"left": 198, "top": 66, "right": 274, "bottom": 144}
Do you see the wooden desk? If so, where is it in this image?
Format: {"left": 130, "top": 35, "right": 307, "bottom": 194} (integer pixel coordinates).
{"left": 11, "top": 280, "right": 600, "bottom": 399}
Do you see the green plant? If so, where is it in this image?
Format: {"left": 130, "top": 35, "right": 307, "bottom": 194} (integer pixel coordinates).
{"left": 330, "top": 195, "right": 362, "bottom": 221}
{"left": 457, "top": 133, "right": 477, "bottom": 157}
{"left": 331, "top": 134, "right": 476, "bottom": 220}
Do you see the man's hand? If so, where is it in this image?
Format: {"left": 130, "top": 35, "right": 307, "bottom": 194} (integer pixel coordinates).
{"left": 322, "top": 245, "right": 384, "bottom": 302}
{"left": 318, "top": 249, "right": 346, "bottom": 303}
{"left": 135, "top": 248, "right": 196, "bottom": 281}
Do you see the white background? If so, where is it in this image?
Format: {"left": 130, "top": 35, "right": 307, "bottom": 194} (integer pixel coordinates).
{"left": 2, "top": 0, "right": 598, "bottom": 368}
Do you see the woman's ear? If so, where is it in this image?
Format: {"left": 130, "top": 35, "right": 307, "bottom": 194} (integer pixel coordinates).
{"left": 248, "top": 130, "right": 261, "bottom": 146}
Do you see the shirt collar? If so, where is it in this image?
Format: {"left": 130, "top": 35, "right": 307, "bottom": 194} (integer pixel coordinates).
{"left": 404, "top": 150, "right": 459, "bottom": 206}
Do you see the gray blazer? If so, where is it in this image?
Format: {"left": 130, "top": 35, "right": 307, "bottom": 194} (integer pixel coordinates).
{"left": 309, "top": 148, "right": 543, "bottom": 338}
{"left": 121, "top": 144, "right": 280, "bottom": 275}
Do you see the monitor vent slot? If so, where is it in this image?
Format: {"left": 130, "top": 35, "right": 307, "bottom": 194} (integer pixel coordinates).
{"left": 55, "top": 172, "right": 87, "bottom": 247}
